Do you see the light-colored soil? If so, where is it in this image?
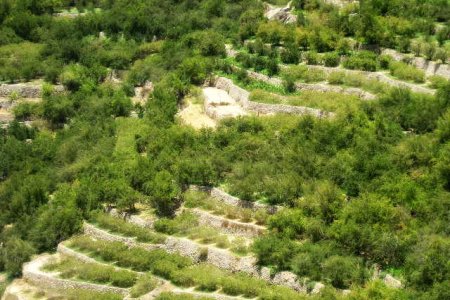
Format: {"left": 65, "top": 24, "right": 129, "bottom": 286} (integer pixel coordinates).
{"left": 202, "top": 87, "right": 247, "bottom": 120}
{"left": 0, "top": 109, "right": 14, "bottom": 123}
{"left": 177, "top": 98, "right": 216, "bottom": 129}
{"left": 1, "top": 279, "right": 59, "bottom": 300}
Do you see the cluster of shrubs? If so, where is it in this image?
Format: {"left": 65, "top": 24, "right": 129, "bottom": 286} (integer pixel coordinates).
{"left": 235, "top": 52, "right": 279, "bottom": 76}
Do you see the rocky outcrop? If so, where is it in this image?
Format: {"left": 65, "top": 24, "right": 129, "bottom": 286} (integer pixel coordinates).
{"left": 382, "top": 48, "right": 450, "bottom": 80}
{"left": 192, "top": 208, "right": 266, "bottom": 238}
{"left": 23, "top": 254, "right": 129, "bottom": 296}
{"left": 383, "top": 274, "right": 403, "bottom": 289}
{"left": 264, "top": 2, "right": 297, "bottom": 24}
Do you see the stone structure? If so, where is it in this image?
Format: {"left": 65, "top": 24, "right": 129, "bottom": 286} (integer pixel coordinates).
{"left": 23, "top": 254, "right": 129, "bottom": 296}
{"left": 211, "top": 77, "right": 333, "bottom": 118}
{"left": 191, "top": 185, "right": 281, "bottom": 213}
{"left": 0, "top": 83, "right": 64, "bottom": 99}
{"left": 192, "top": 208, "right": 266, "bottom": 238}
{"left": 90, "top": 215, "right": 309, "bottom": 293}
{"left": 245, "top": 69, "right": 376, "bottom": 100}
{"left": 382, "top": 48, "right": 450, "bottom": 80}
{"left": 264, "top": 1, "right": 297, "bottom": 24}
{"left": 306, "top": 65, "right": 436, "bottom": 95}
{"left": 133, "top": 81, "right": 154, "bottom": 105}
{"left": 83, "top": 222, "right": 161, "bottom": 252}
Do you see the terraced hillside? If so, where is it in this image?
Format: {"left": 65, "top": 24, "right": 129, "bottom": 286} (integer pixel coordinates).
{"left": 1, "top": 0, "right": 449, "bottom": 300}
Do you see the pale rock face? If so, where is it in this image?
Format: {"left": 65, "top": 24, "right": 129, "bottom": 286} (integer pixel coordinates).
{"left": 382, "top": 48, "right": 450, "bottom": 80}
{"left": 264, "top": 1, "right": 297, "bottom": 24}
{"left": 383, "top": 274, "right": 403, "bottom": 289}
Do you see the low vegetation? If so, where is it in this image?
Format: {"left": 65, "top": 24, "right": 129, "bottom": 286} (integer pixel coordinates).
{"left": 89, "top": 212, "right": 165, "bottom": 244}
{"left": 249, "top": 89, "right": 360, "bottom": 112}
{"left": 44, "top": 257, "right": 138, "bottom": 288}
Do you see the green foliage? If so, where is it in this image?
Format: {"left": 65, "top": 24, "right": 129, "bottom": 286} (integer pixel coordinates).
{"left": 1, "top": 238, "right": 35, "bottom": 277}
{"left": 45, "top": 257, "right": 138, "bottom": 288}
{"left": 146, "top": 170, "right": 181, "bottom": 217}
{"left": 29, "top": 184, "right": 82, "bottom": 251}
{"left": 323, "top": 52, "right": 340, "bottom": 67}
{"left": 343, "top": 51, "right": 378, "bottom": 72}
{"left": 0, "top": 42, "right": 43, "bottom": 82}
{"left": 90, "top": 212, "right": 165, "bottom": 244}
{"left": 389, "top": 61, "right": 425, "bottom": 83}
{"left": 130, "top": 273, "right": 158, "bottom": 298}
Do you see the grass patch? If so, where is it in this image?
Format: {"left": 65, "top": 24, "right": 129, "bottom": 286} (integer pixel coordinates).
{"left": 130, "top": 273, "right": 159, "bottom": 298}
{"left": 44, "top": 257, "right": 138, "bottom": 288}
{"left": 113, "top": 117, "right": 149, "bottom": 169}
{"left": 249, "top": 89, "right": 360, "bottom": 112}
{"left": 89, "top": 212, "right": 165, "bottom": 244}
{"left": 184, "top": 190, "right": 269, "bottom": 225}
{"left": 156, "top": 292, "right": 214, "bottom": 300}
{"left": 66, "top": 290, "right": 123, "bottom": 300}
{"left": 67, "top": 236, "right": 192, "bottom": 273}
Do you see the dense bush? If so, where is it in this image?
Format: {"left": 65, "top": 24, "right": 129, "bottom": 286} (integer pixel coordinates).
{"left": 323, "top": 52, "right": 340, "bottom": 67}
{"left": 343, "top": 51, "right": 378, "bottom": 72}
{"left": 389, "top": 61, "right": 425, "bottom": 83}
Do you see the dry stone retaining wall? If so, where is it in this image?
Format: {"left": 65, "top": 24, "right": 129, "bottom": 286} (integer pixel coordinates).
{"left": 0, "top": 84, "right": 64, "bottom": 98}
{"left": 382, "top": 48, "right": 450, "bottom": 80}
{"left": 23, "top": 254, "right": 129, "bottom": 296}
{"left": 212, "top": 77, "right": 333, "bottom": 118}
{"left": 192, "top": 208, "right": 265, "bottom": 238}
{"left": 245, "top": 69, "right": 376, "bottom": 100}
{"left": 97, "top": 213, "right": 309, "bottom": 293}
{"left": 57, "top": 243, "right": 99, "bottom": 265}
{"left": 306, "top": 65, "right": 435, "bottom": 95}
{"left": 191, "top": 185, "right": 281, "bottom": 213}
{"left": 83, "top": 222, "right": 162, "bottom": 251}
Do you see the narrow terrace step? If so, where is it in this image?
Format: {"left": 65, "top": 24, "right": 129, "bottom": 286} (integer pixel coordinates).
{"left": 191, "top": 208, "right": 266, "bottom": 238}
{"left": 22, "top": 254, "right": 129, "bottom": 297}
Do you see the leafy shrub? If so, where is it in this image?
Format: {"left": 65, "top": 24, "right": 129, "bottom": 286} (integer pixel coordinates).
{"left": 322, "top": 255, "right": 365, "bottom": 289}
{"left": 304, "top": 51, "right": 319, "bottom": 65}
{"left": 378, "top": 55, "right": 393, "bottom": 69}
{"left": 323, "top": 52, "right": 340, "bottom": 67}
{"left": 389, "top": 61, "right": 425, "bottom": 83}
{"left": 428, "top": 76, "right": 448, "bottom": 89}
{"left": 328, "top": 71, "right": 345, "bottom": 85}
{"left": 343, "top": 51, "right": 378, "bottom": 72}
{"left": 1, "top": 238, "right": 35, "bottom": 277}
{"left": 130, "top": 273, "right": 158, "bottom": 298}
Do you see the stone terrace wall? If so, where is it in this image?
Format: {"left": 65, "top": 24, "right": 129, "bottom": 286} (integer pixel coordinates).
{"left": 90, "top": 216, "right": 308, "bottom": 292}
{"left": 382, "top": 48, "right": 450, "bottom": 80}
{"left": 212, "top": 77, "right": 333, "bottom": 118}
{"left": 23, "top": 254, "right": 129, "bottom": 296}
{"left": 245, "top": 69, "right": 376, "bottom": 100}
{"left": 191, "top": 185, "right": 280, "bottom": 213}
{"left": 306, "top": 65, "right": 436, "bottom": 95}
{"left": 192, "top": 208, "right": 266, "bottom": 238}
{"left": 0, "top": 83, "right": 64, "bottom": 98}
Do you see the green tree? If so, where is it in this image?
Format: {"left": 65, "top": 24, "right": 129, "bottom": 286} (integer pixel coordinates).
{"left": 2, "top": 238, "right": 35, "bottom": 277}
{"left": 145, "top": 171, "right": 181, "bottom": 217}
